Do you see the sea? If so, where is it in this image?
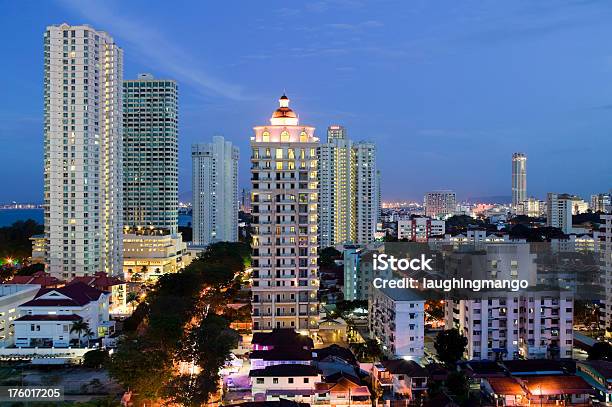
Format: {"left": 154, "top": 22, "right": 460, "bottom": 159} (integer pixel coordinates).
{"left": 0, "top": 208, "right": 193, "bottom": 228}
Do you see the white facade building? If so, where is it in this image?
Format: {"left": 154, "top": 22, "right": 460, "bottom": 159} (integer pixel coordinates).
{"left": 250, "top": 95, "right": 319, "bottom": 332}
{"left": 13, "top": 282, "right": 113, "bottom": 348}
{"left": 191, "top": 136, "right": 239, "bottom": 246}
{"left": 0, "top": 285, "right": 40, "bottom": 348}
{"left": 370, "top": 287, "right": 425, "bottom": 359}
{"left": 444, "top": 243, "right": 573, "bottom": 360}
{"left": 397, "top": 218, "right": 445, "bottom": 241}
{"left": 546, "top": 193, "right": 575, "bottom": 234}
{"left": 318, "top": 125, "right": 379, "bottom": 247}
{"left": 424, "top": 191, "right": 456, "bottom": 219}
{"left": 44, "top": 23, "right": 123, "bottom": 279}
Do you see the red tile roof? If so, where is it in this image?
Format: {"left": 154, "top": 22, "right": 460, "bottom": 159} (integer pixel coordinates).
{"left": 523, "top": 375, "right": 593, "bottom": 396}
{"left": 7, "top": 271, "right": 63, "bottom": 288}
{"left": 68, "top": 271, "right": 125, "bottom": 290}
{"left": 21, "top": 282, "right": 107, "bottom": 307}
{"left": 487, "top": 377, "right": 526, "bottom": 396}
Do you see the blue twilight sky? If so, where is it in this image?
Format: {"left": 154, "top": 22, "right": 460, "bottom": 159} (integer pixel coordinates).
{"left": 0, "top": 0, "right": 611, "bottom": 203}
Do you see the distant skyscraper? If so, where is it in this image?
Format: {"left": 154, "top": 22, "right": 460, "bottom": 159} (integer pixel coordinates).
{"left": 192, "top": 136, "right": 239, "bottom": 246}
{"left": 44, "top": 23, "right": 123, "bottom": 279}
{"left": 123, "top": 74, "right": 178, "bottom": 233}
{"left": 318, "top": 125, "right": 379, "bottom": 247}
{"left": 424, "top": 191, "right": 456, "bottom": 219}
{"left": 354, "top": 142, "right": 378, "bottom": 243}
{"left": 592, "top": 192, "right": 612, "bottom": 213}
{"left": 250, "top": 94, "right": 319, "bottom": 332}
{"left": 240, "top": 188, "right": 252, "bottom": 213}
{"left": 512, "top": 152, "right": 527, "bottom": 211}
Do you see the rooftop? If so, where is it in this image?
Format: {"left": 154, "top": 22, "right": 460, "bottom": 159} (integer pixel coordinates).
{"left": 381, "top": 359, "right": 427, "bottom": 377}
{"left": 249, "top": 364, "right": 320, "bottom": 377}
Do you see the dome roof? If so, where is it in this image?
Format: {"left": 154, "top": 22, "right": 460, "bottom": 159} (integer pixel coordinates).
{"left": 272, "top": 106, "right": 297, "bottom": 119}
{"left": 270, "top": 93, "right": 299, "bottom": 125}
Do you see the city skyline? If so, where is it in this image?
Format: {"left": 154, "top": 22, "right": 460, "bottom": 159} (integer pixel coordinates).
{"left": 1, "top": 1, "right": 612, "bottom": 203}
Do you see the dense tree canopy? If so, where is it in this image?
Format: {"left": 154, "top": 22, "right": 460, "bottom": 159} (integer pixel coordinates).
{"left": 0, "top": 219, "right": 43, "bottom": 259}
{"left": 107, "top": 241, "right": 250, "bottom": 404}
{"left": 434, "top": 329, "right": 468, "bottom": 366}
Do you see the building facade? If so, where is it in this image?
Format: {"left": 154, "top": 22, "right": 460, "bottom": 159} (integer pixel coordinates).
{"left": 397, "top": 218, "right": 445, "bottom": 241}
{"left": 192, "top": 136, "right": 239, "bottom": 246}
{"left": 44, "top": 23, "right": 123, "bottom": 279}
{"left": 602, "top": 215, "right": 612, "bottom": 330}
{"left": 592, "top": 193, "right": 612, "bottom": 213}
{"left": 546, "top": 193, "right": 575, "bottom": 234}
{"left": 123, "top": 74, "right": 178, "bottom": 233}
{"left": 511, "top": 152, "right": 527, "bottom": 211}
{"left": 250, "top": 95, "right": 319, "bottom": 332}
{"left": 318, "top": 125, "right": 379, "bottom": 247}
{"left": 370, "top": 287, "right": 425, "bottom": 360}
{"left": 424, "top": 190, "right": 456, "bottom": 219}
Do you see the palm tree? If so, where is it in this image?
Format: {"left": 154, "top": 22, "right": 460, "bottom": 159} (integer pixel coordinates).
{"left": 84, "top": 328, "right": 95, "bottom": 348}
{"left": 70, "top": 320, "right": 90, "bottom": 348}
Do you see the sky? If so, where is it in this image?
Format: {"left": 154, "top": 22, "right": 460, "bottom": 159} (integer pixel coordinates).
{"left": 0, "top": 0, "right": 611, "bottom": 203}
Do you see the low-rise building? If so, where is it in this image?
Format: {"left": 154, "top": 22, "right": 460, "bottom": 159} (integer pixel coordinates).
{"left": 8, "top": 271, "right": 62, "bottom": 288}
{"left": 29, "top": 234, "right": 45, "bottom": 264}
{"left": 68, "top": 271, "right": 127, "bottom": 315}
{"left": 369, "top": 287, "right": 425, "bottom": 359}
{"left": 13, "top": 282, "right": 113, "bottom": 348}
{"left": 0, "top": 285, "right": 40, "bottom": 347}
{"left": 371, "top": 359, "right": 428, "bottom": 402}
{"left": 123, "top": 227, "right": 191, "bottom": 281}
{"left": 397, "top": 218, "right": 445, "bottom": 241}
{"left": 250, "top": 364, "right": 322, "bottom": 402}
{"left": 483, "top": 375, "right": 593, "bottom": 406}
{"left": 577, "top": 360, "right": 612, "bottom": 406}
{"left": 313, "top": 376, "right": 370, "bottom": 406}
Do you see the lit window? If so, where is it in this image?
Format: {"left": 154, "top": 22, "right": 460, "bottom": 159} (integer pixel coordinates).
{"left": 281, "top": 131, "right": 290, "bottom": 142}
{"left": 262, "top": 131, "right": 270, "bottom": 142}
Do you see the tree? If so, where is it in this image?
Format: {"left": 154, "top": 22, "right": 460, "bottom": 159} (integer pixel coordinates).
{"left": 84, "top": 328, "right": 95, "bottom": 348}
{"left": 70, "top": 320, "right": 90, "bottom": 347}
{"left": 320, "top": 247, "right": 342, "bottom": 268}
{"left": 83, "top": 349, "right": 110, "bottom": 369}
{"left": 445, "top": 371, "right": 470, "bottom": 404}
{"left": 588, "top": 342, "right": 612, "bottom": 361}
{"left": 126, "top": 292, "right": 140, "bottom": 313}
{"left": 107, "top": 338, "right": 174, "bottom": 401}
{"left": 171, "top": 315, "right": 239, "bottom": 405}
{"left": 434, "top": 329, "right": 468, "bottom": 366}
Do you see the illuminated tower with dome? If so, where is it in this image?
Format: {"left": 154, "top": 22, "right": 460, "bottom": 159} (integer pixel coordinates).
{"left": 250, "top": 94, "right": 320, "bottom": 333}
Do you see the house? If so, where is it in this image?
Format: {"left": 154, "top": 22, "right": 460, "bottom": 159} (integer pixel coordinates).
{"left": 250, "top": 348, "right": 312, "bottom": 370}
{"left": 252, "top": 328, "right": 314, "bottom": 351}
{"left": 13, "top": 282, "right": 114, "bottom": 348}
{"left": 371, "top": 359, "right": 428, "bottom": 401}
{"left": 7, "top": 271, "right": 63, "bottom": 288}
{"left": 483, "top": 375, "right": 593, "bottom": 406}
{"left": 577, "top": 360, "right": 612, "bottom": 405}
{"left": 483, "top": 377, "right": 528, "bottom": 406}
{"left": 0, "top": 284, "right": 40, "bottom": 347}
{"left": 68, "top": 271, "right": 127, "bottom": 314}
{"left": 250, "top": 364, "right": 322, "bottom": 402}
{"left": 313, "top": 376, "right": 370, "bottom": 406}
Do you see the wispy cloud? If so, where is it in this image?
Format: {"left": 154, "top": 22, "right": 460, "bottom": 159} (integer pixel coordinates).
{"left": 57, "top": 0, "right": 250, "bottom": 101}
